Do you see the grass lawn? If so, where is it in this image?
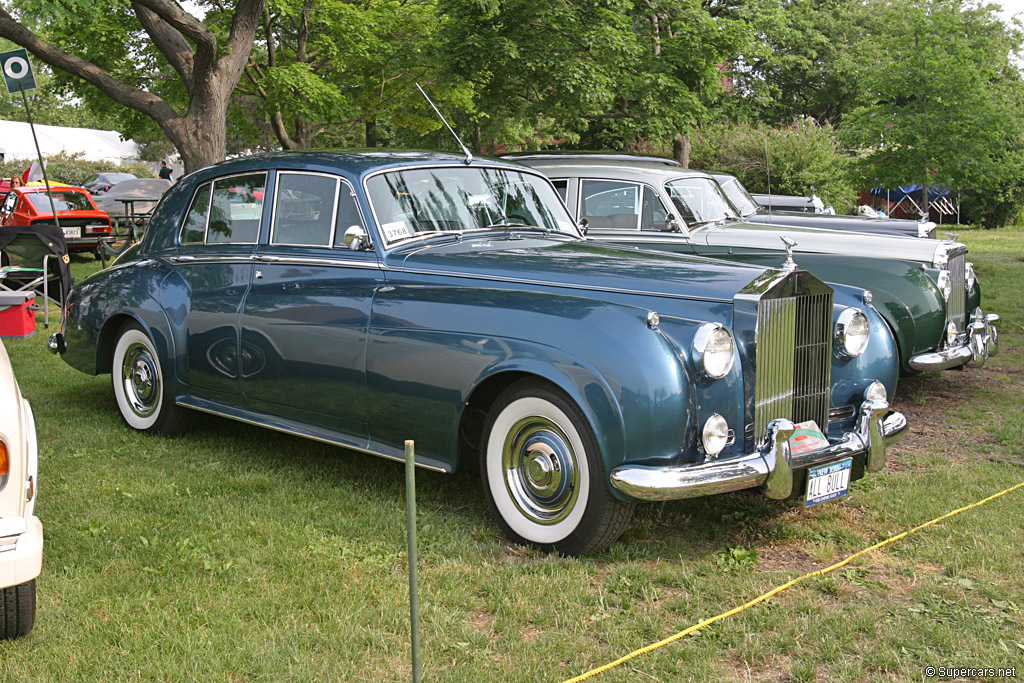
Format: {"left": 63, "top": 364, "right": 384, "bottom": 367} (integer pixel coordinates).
{"left": 2, "top": 230, "right": 1023, "bottom": 682}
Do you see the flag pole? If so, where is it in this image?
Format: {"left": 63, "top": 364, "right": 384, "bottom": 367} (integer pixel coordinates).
{"left": 19, "top": 85, "right": 61, "bottom": 230}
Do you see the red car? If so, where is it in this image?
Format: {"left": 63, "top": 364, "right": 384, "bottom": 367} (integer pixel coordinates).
{"left": 1, "top": 184, "right": 113, "bottom": 257}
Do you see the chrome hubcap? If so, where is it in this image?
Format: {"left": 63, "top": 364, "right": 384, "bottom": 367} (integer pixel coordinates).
{"left": 122, "top": 342, "right": 160, "bottom": 418}
{"left": 502, "top": 416, "right": 580, "bottom": 525}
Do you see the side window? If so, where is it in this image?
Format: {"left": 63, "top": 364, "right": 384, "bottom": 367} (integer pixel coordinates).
{"left": 333, "top": 183, "right": 367, "bottom": 248}
{"left": 580, "top": 179, "right": 640, "bottom": 230}
{"left": 272, "top": 172, "right": 339, "bottom": 247}
{"left": 207, "top": 173, "right": 266, "bottom": 244}
{"left": 179, "top": 182, "right": 212, "bottom": 244}
{"left": 640, "top": 185, "right": 670, "bottom": 231}
{"left": 550, "top": 179, "right": 568, "bottom": 203}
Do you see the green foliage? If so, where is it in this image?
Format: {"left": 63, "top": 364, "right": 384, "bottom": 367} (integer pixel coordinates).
{"left": 840, "top": 0, "right": 1024, "bottom": 226}
{"left": 690, "top": 120, "right": 859, "bottom": 212}
{"left": 0, "top": 152, "right": 154, "bottom": 185}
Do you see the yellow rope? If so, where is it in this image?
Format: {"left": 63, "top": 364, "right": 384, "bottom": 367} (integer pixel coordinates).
{"left": 561, "top": 479, "right": 1024, "bottom": 683}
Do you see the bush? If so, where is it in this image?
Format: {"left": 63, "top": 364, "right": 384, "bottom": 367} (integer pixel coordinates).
{"left": 690, "top": 120, "right": 859, "bottom": 213}
{"left": 0, "top": 152, "right": 154, "bottom": 186}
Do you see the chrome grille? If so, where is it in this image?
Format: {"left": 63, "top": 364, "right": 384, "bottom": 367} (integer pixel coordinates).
{"left": 754, "top": 290, "right": 833, "bottom": 440}
{"left": 946, "top": 251, "right": 966, "bottom": 333}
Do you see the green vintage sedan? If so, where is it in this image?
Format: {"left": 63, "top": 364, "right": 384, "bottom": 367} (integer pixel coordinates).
{"left": 515, "top": 156, "right": 998, "bottom": 375}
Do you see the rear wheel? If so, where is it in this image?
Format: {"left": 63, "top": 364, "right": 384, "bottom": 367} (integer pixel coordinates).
{"left": 111, "top": 323, "right": 193, "bottom": 435}
{"left": 0, "top": 580, "right": 36, "bottom": 640}
{"left": 480, "top": 380, "right": 634, "bottom": 555}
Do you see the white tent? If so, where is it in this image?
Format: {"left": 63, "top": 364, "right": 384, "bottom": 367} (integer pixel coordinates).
{"left": 0, "top": 119, "right": 140, "bottom": 164}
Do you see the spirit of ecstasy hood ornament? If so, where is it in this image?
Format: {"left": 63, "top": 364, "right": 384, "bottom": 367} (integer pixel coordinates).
{"left": 945, "top": 232, "right": 959, "bottom": 242}
{"left": 780, "top": 234, "right": 798, "bottom": 272}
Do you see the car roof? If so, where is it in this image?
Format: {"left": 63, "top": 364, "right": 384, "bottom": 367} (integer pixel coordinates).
{"left": 512, "top": 156, "right": 711, "bottom": 183}
{"left": 188, "top": 149, "right": 530, "bottom": 182}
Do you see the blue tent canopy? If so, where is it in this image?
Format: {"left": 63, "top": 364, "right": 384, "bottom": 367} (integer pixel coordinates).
{"left": 869, "top": 184, "right": 950, "bottom": 203}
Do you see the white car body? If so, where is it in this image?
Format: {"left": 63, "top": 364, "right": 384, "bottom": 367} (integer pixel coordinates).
{"left": 0, "top": 339, "right": 42, "bottom": 639}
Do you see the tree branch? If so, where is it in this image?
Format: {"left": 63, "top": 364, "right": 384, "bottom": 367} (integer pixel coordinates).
{"left": 132, "top": 1, "right": 194, "bottom": 91}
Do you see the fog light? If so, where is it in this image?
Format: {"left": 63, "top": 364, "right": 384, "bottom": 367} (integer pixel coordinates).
{"left": 864, "top": 380, "right": 887, "bottom": 402}
{"left": 702, "top": 414, "right": 729, "bottom": 458}
{"left": 946, "top": 321, "right": 958, "bottom": 347}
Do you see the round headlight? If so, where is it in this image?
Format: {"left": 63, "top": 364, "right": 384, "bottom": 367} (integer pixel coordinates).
{"left": 835, "top": 309, "right": 870, "bottom": 358}
{"left": 946, "top": 320, "right": 958, "bottom": 347}
{"left": 702, "top": 414, "right": 730, "bottom": 458}
{"left": 936, "top": 270, "right": 952, "bottom": 301}
{"left": 965, "top": 262, "right": 976, "bottom": 291}
{"left": 864, "top": 380, "right": 887, "bottom": 402}
{"left": 693, "top": 323, "right": 735, "bottom": 380}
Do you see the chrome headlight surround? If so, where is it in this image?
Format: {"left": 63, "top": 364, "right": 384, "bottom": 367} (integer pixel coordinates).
{"left": 965, "top": 262, "right": 976, "bottom": 291}
{"left": 835, "top": 308, "right": 870, "bottom": 359}
{"left": 701, "top": 414, "right": 730, "bottom": 458}
{"left": 692, "top": 323, "right": 736, "bottom": 380}
{"left": 936, "top": 270, "right": 952, "bottom": 301}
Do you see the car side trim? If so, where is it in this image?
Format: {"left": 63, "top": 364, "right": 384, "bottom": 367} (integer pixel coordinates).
{"left": 175, "top": 396, "right": 449, "bottom": 473}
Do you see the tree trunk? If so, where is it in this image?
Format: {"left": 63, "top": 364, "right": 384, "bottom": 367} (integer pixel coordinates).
{"left": 673, "top": 133, "right": 690, "bottom": 168}
{"left": 366, "top": 120, "right": 377, "bottom": 147}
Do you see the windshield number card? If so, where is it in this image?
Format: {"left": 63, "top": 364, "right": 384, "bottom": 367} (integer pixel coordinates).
{"left": 381, "top": 221, "right": 411, "bottom": 241}
{"left": 805, "top": 458, "right": 852, "bottom": 506}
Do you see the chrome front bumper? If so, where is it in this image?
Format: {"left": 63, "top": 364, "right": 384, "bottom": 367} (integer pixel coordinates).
{"left": 907, "top": 311, "right": 999, "bottom": 372}
{"left": 610, "top": 398, "right": 908, "bottom": 502}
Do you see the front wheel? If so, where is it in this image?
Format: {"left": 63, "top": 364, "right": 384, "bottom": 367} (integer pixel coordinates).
{"left": 480, "top": 380, "right": 634, "bottom": 555}
{"left": 0, "top": 580, "right": 36, "bottom": 640}
{"left": 111, "top": 323, "right": 193, "bottom": 435}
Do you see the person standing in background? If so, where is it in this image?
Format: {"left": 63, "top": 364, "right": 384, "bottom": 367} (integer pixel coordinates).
{"left": 158, "top": 161, "right": 173, "bottom": 181}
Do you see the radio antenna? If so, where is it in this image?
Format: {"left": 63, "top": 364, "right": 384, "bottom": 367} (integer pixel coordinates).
{"left": 416, "top": 83, "right": 473, "bottom": 165}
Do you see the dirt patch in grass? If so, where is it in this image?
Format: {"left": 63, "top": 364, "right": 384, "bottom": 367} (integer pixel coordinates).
{"left": 757, "top": 543, "right": 822, "bottom": 574}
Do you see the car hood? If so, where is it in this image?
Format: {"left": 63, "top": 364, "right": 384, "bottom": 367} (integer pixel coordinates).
{"left": 750, "top": 211, "right": 922, "bottom": 236}
{"left": 391, "top": 235, "right": 771, "bottom": 304}
{"left": 698, "top": 219, "right": 948, "bottom": 264}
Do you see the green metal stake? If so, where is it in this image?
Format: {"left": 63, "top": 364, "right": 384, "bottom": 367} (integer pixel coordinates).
{"left": 405, "top": 439, "right": 422, "bottom": 683}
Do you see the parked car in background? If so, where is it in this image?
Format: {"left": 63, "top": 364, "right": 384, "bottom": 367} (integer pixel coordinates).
{"left": 751, "top": 192, "right": 832, "bottom": 214}
{"left": 715, "top": 173, "right": 936, "bottom": 239}
{"left": 0, "top": 340, "right": 42, "bottom": 640}
{"left": 81, "top": 172, "right": 137, "bottom": 196}
{"left": 50, "top": 151, "right": 906, "bottom": 555}
{"left": 92, "top": 178, "right": 172, "bottom": 221}
{"left": 1, "top": 184, "right": 113, "bottom": 258}
{"left": 514, "top": 155, "right": 998, "bottom": 376}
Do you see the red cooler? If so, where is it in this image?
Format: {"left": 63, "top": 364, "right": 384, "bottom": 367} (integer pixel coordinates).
{"left": 0, "top": 291, "right": 37, "bottom": 338}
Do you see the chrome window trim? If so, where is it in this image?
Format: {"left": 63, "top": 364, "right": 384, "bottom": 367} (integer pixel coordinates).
{"left": 252, "top": 255, "right": 384, "bottom": 270}
{"left": 361, "top": 163, "right": 581, "bottom": 250}
{"left": 206, "top": 170, "right": 268, "bottom": 246}
{"left": 270, "top": 170, "right": 341, "bottom": 247}
{"left": 178, "top": 180, "right": 213, "bottom": 245}
{"left": 332, "top": 178, "right": 372, "bottom": 250}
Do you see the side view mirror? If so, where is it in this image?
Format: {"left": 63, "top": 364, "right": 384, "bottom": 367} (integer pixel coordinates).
{"left": 578, "top": 217, "right": 589, "bottom": 236}
{"left": 665, "top": 216, "right": 690, "bottom": 237}
{"left": 343, "top": 225, "right": 370, "bottom": 251}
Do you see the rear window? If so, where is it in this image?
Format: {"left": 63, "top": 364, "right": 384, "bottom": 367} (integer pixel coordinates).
{"left": 27, "top": 191, "right": 93, "bottom": 212}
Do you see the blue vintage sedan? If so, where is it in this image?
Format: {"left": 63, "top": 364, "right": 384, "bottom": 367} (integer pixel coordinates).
{"left": 50, "top": 152, "right": 907, "bottom": 555}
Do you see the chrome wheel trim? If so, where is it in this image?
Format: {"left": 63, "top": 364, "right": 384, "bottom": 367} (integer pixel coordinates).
{"left": 502, "top": 415, "right": 581, "bottom": 525}
{"left": 486, "top": 396, "right": 590, "bottom": 544}
{"left": 121, "top": 341, "right": 160, "bottom": 418}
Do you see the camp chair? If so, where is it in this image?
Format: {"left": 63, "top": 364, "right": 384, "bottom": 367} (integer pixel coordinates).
{"left": 0, "top": 224, "right": 73, "bottom": 328}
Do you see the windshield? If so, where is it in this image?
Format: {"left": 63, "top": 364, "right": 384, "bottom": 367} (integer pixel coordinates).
{"left": 27, "top": 190, "right": 94, "bottom": 212}
{"left": 715, "top": 177, "right": 759, "bottom": 218}
{"left": 366, "top": 166, "right": 578, "bottom": 245}
{"left": 664, "top": 177, "right": 739, "bottom": 227}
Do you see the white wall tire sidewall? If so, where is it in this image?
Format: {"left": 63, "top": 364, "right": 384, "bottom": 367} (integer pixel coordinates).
{"left": 485, "top": 396, "right": 590, "bottom": 545}
{"left": 112, "top": 328, "right": 163, "bottom": 431}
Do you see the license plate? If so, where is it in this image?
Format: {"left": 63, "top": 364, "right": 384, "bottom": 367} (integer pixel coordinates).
{"left": 62, "top": 226, "right": 81, "bottom": 239}
{"left": 805, "top": 458, "right": 852, "bottom": 506}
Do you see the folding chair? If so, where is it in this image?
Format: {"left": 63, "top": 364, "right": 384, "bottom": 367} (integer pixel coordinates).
{"left": 0, "top": 224, "right": 73, "bottom": 328}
